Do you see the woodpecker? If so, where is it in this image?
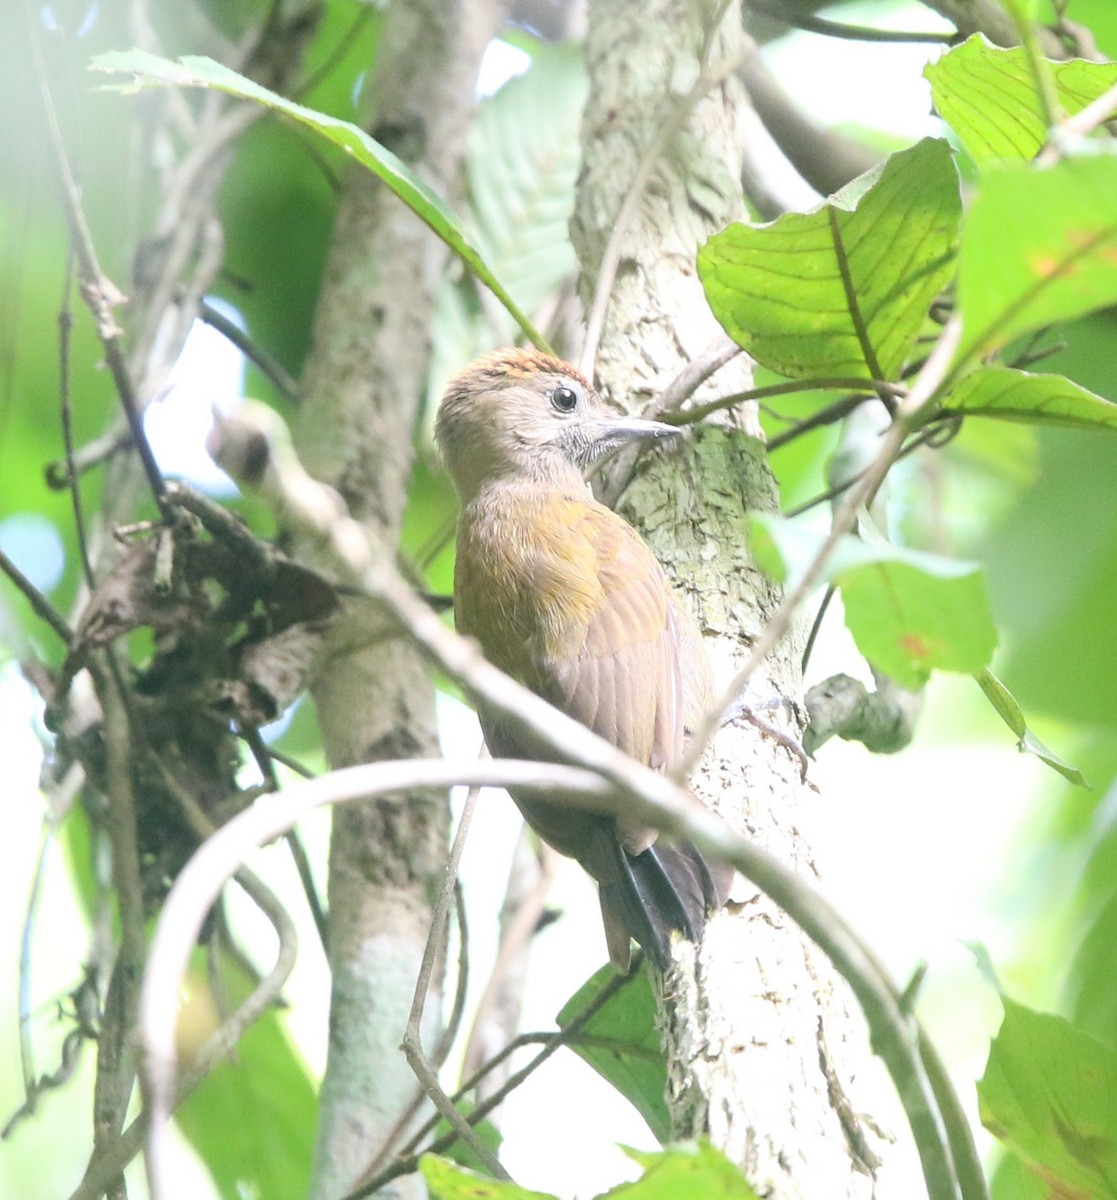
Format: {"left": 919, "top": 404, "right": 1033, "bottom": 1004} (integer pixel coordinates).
{"left": 436, "top": 348, "right": 730, "bottom": 971}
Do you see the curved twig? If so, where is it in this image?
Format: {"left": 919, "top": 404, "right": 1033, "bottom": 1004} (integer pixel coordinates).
{"left": 352, "top": 966, "right": 641, "bottom": 1197}
{"left": 749, "top": 0, "right": 956, "bottom": 44}
{"left": 400, "top": 785, "right": 503, "bottom": 1178}
{"left": 138, "top": 751, "right": 972, "bottom": 1200}
{"left": 68, "top": 868, "right": 297, "bottom": 1200}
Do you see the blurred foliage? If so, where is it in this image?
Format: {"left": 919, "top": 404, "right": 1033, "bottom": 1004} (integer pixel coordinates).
{"left": 980, "top": 998, "right": 1117, "bottom": 1199}
{"left": 555, "top": 965, "right": 671, "bottom": 1143}
{"left": 175, "top": 956, "right": 317, "bottom": 1200}
{"left": 422, "top": 1141, "right": 761, "bottom": 1200}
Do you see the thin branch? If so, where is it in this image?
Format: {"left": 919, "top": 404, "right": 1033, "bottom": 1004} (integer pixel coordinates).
{"left": 0, "top": 547, "right": 73, "bottom": 645}
{"left": 28, "top": 19, "right": 171, "bottom": 522}
{"left": 256, "top": 742, "right": 316, "bottom": 779}
{"left": 1007, "top": 337, "right": 1066, "bottom": 371}
{"left": 918, "top": 1026, "right": 988, "bottom": 1200}
{"left": 1006, "top": 0, "right": 1060, "bottom": 132}
{"left": 643, "top": 334, "right": 742, "bottom": 419}
{"left": 354, "top": 965, "right": 641, "bottom": 1197}
{"left": 441, "top": 883, "right": 472, "bottom": 1073}
{"left": 399, "top": 784, "right": 508, "bottom": 1180}
{"left": 45, "top": 428, "right": 132, "bottom": 492}
{"left": 801, "top": 585, "right": 837, "bottom": 673}
{"left": 354, "top": 878, "right": 475, "bottom": 1193}
{"left": 68, "top": 868, "right": 296, "bottom": 1200}
{"left": 17, "top": 828, "right": 55, "bottom": 1101}
{"left": 750, "top": 0, "right": 956, "bottom": 43}
{"left": 664, "top": 376, "right": 899, "bottom": 429}
{"left": 783, "top": 409, "right": 962, "bottom": 520}
{"left": 8, "top": 762, "right": 84, "bottom": 1136}
{"left": 460, "top": 836, "right": 556, "bottom": 1100}
{"left": 293, "top": 4, "right": 375, "bottom": 102}
{"left": 239, "top": 722, "right": 328, "bottom": 951}
{"left": 163, "top": 481, "right": 273, "bottom": 574}
{"left": 283, "top": 826, "right": 328, "bottom": 949}
{"left": 58, "top": 255, "right": 95, "bottom": 589}
{"left": 767, "top": 395, "right": 866, "bottom": 452}
{"left": 199, "top": 300, "right": 298, "bottom": 400}
{"left": 1038, "top": 77, "right": 1117, "bottom": 165}
{"left": 85, "top": 657, "right": 147, "bottom": 1199}
{"left": 578, "top": 3, "right": 741, "bottom": 378}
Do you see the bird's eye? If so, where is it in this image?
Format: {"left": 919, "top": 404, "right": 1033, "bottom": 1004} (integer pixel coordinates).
{"left": 550, "top": 384, "right": 579, "bottom": 414}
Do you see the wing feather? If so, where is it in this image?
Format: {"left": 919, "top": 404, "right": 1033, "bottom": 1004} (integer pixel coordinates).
{"left": 536, "top": 504, "right": 680, "bottom": 771}
{"left": 456, "top": 489, "right": 724, "bottom": 969}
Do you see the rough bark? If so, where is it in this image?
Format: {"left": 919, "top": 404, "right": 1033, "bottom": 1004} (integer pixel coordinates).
{"left": 572, "top": 1, "right": 890, "bottom": 1195}
{"left": 293, "top": 3, "right": 505, "bottom": 1196}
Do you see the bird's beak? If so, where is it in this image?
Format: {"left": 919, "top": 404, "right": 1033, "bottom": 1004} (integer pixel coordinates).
{"left": 590, "top": 415, "right": 683, "bottom": 448}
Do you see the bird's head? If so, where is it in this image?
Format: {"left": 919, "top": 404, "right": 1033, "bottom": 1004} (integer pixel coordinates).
{"left": 436, "top": 348, "right": 681, "bottom": 501}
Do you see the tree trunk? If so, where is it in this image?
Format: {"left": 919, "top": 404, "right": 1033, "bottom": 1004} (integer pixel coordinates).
{"left": 572, "top": 1, "right": 890, "bottom": 1194}
{"left": 292, "top": 2, "right": 505, "bottom": 1196}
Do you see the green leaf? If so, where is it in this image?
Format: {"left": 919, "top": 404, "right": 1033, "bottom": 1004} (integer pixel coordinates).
{"left": 926, "top": 35, "right": 1117, "bottom": 165}
{"left": 842, "top": 562, "right": 996, "bottom": 689}
{"left": 943, "top": 366, "right": 1117, "bottom": 432}
{"left": 752, "top": 514, "right": 997, "bottom": 688}
{"left": 612, "top": 1142, "right": 760, "bottom": 1199}
{"left": 469, "top": 44, "right": 585, "bottom": 323}
{"left": 975, "top": 670, "right": 1088, "bottom": 785}
{"left": 979, "top": 999, "right": 1117, "bottom": 1199}
{"left": 990, "top": 1150, "right": 1051, "bottom": 1200}
{"left": 752, "top": 511, "right": 981, "bottom": 587}
{"left": 420, "top": 1155, "right": 558, "bottom": 1200}
{"left": 429, "top": 44, "right": 586, "bottom": 400}
{"left": 90, "top": 49, "right": 550, "bottom": 351}
{"left": 698, "top": 138, "right": 960, "bottom": 382}
{"left": 956, "top": 155, "right": 1117, "bottom": 367}
{"left": 555, "top": 965, "right": 671, "bottom": 1143}
{"left": 175, "top": 967, "right": 316, "bottom": 1200}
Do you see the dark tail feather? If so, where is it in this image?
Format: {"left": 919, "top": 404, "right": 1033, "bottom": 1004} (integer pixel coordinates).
{"left": 598, "top": 837, "right": 731, "bottom": 972}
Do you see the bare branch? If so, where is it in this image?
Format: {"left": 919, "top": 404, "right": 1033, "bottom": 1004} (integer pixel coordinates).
{"left": 354, "top": 965, "right": 642, "bottom": 1197}
{"left": 750, "top": 1, "right": 955, "bottom": 44}
{"left": 199, "top": 301, "right": 299, "bottom": 400}
{"left": 738, "top": 51, "right": 882, "bottom": 197}
{"left": 643, "top": 334, "right": 742, "bottom": 419}
{"left": 460, "top": 835, "right": 555, "bottom": 1105}
{"left": 0, "top": 548, "right": 73, "bottom": 645}
{"left": 28, "top": 19, "right": 171, "bottom": 522}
